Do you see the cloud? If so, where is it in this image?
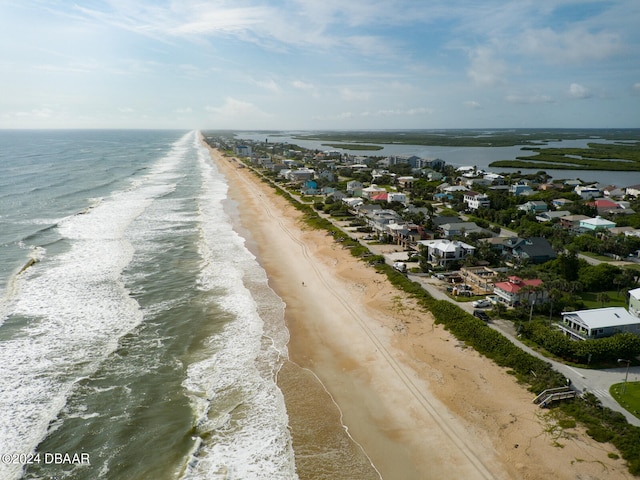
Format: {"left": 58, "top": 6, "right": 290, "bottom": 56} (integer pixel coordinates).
{"left": 519, "top": 27, "right": 622, "bottom": 64}
{"left": 505, "top": 93, "right": 554, "bottom": 104}
{"left": 467, "top": 47, "right": 507, "bottom": 87}
{"left": 633, "top": 82, "right": 640, "bottom": 94}
{"left": 206, "top": 97, "right": 272, "bottom": 119}
{"left": 568, "top": 83, "right": 592, "bottom": 99}
{"left": 464, "top": 100, "right": 482, "bottom": 109}
{"left": 340, "top": 88, "right": 370, "bottom": 102}
{"left": 292, "top": 80, "right": 315, "bottom": 91}
{"left": 361, "top": 107, "right": 434, "bottom": 117}
{"left": 251, "top": 78, "right": 280, "bottom": 93}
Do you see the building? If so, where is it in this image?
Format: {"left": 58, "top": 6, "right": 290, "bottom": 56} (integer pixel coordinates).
{"left": 502, "top": 237, "right": 557, "bottom": 264}
{"left": 439, "top": 221, "right": 488, "bottom": 238}
{"left": 626, "top": 184, "right": 640, "bottom": 198}
{"left": 493, "top": 276, "right": 545, "bottom": 306}
{"left": 418, "top": 239, "right": 475, "bottom": 268}
{"left": 629, "top": 288, "right": 640, "bottom": 317}
{"left": 518, "top": 200, "right": 548, "bottom": 214}
{"left": 579, "top": 216, "right": 616, "bottom": 231}
{"left": 574, "top": 185, "right": 601, "bottom": 199}
{"left": 235, "top": 144, "right": 252, "bottom": 157}
{"left": 559, "top": 307, "right": 640, "bottom": 341}
{"left": 463, "top": 191, "right": 490, "bottom": 210}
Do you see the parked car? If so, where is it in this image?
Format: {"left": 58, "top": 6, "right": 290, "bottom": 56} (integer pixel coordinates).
{"left": 472, "top": 299, "right": 491, "bottom": 308}
{"left": 473, "top": 309, "right": 490, "bottom": 322}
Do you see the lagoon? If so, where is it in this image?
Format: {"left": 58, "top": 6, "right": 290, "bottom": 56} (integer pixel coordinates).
{"left": 237, "top": 132, "right": 640, "bottom": 187}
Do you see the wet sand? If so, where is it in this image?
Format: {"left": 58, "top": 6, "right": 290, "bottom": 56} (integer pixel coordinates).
{"left": 204, "top": 141, "right": 633, "bottom": 480}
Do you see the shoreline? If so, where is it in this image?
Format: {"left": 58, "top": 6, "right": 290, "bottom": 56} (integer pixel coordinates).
{"left": 203, "top": 140, "right": 634, "bottom": 480}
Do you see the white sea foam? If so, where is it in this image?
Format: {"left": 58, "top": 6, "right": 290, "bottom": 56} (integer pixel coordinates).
{"left": 180, "top": 137, "right": 297, "bottom": 480}
{"left": 0, "top": 131, "right": 197, "bottom": 480}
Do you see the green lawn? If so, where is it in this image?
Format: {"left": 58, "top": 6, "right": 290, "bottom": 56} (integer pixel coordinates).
{"left": 581, "top": 290, "right": 628, "bottom": 309}
{"left": 610, "top": 382, "right": 640, "bottom": 418}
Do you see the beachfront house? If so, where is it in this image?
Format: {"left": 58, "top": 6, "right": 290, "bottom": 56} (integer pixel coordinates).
{"left": 493, "top": 276, "right": 546, "bottom": 307}
{"left": 418, "top": 239, "right": 475, "bottom": 268}
{"left": 629, "top": 288, "right": 640, "bottom": 318}
{"left": 559, "top": 307, "right": 640, "bottom": 341}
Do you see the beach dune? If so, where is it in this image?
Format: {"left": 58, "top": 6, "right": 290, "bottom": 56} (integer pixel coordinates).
{"left": 204, "top": 140, "right": 633, "bottom": 480}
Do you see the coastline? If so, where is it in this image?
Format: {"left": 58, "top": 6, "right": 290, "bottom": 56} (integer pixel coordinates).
{"left": 203, "top": 140, "right": 634, "bottom": 480}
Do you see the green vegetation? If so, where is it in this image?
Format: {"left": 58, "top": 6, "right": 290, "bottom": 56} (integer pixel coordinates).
{"left": 611, "top": 382, "right": 640, "bottom": 420}
{"left": 320, "top": 143, "right": 384, "bottom": 151}
{"left": 292, "top": 129, "right": 640, "bottom": 148}
{"left": 491, "top": 143, "right": 640, "bottom": 171}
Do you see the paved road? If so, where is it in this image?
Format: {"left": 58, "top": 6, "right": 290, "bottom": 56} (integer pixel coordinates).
{"left": 408, "top": 273, "right": 640, "bottom": 427}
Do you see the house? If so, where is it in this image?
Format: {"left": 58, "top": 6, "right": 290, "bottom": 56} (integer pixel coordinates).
{"left": 301, "top": 180, "right": 318, "bottom": 195}
{"left": 518, "top": 200, "right": 548, "bottom": 214}
{"left": 362, "top": 185, "right": 387, "bottom": 199}
{"left": 346, "top": 180, "right": 364, "bottom": 195}
{"left": 559, "top": 307, "right": 640, "bottom": 341}
{"left": 440, "top": 221, "right": 488, "bottom": 238}
{"left": 510, "top": 182, "right": 534, "bottom": 196}
{"left": 503, "top": 237, "right": 557, "bottom": 264}
{"left": 536, "top": 210, "right": 570, "bottom": 222}
{"left": 387, "top": 192, "right": 407, "bottom": 204}
{"left": 286, "top": 168, "right": 315, "bottom": 183}
{"left": 626, "top": 184, "right": 640, "bottom": 198}
{"left": 370, "top": 192, "right": 389, "bottom": 202}
{"left": 552, "top": 198, "right": 574, "bottom": 209}
{"left": 463, "top": 191, "right": 491, "bottom": 210}
{"left": 493, "top": 276, "right": 545, "bottom": 306}
{"left": 433, "top": 192, "right": 454, "bottom": 202}
{"left": 579, "top": 216, "right": 616, "bottom": 231}
{"left": 559, "top": 214, "right": 590, "bottom": 231}
{"left": 417, "top": 239, "right": 475, "bottom": 268}
{"left": 235, "top": 144, "right": 252, "bottom": 157}
{"left": 574, "top": 184, "right": 601, "bottom": 199}
{"left": 397, "top": 176, "right": 416, "bottom": 189}
{"left": 628, "top": 288, "right": 640, "bottom": 318}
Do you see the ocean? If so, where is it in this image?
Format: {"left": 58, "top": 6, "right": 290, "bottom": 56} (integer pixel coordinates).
{"left": 0, "top": 130, "right": 297, "bottom": 480}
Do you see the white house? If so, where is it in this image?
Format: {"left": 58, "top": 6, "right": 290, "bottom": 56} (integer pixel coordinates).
{"left": 417, "top": 239, "right": 475, "bottom": 268}
{"left": 579, "top": 216, "right": 616, "bottom": 231}
{"left": 629, "top": 288, "right": 640, "bottom": 318}
{"left": 463, "top": 191, "right": 490, "bottom": 210}
{"left": 559, "top": 307, "right": 640, "bottom": 341}
{"left": 574, "top": 185, "right": 601, "bottom": 199}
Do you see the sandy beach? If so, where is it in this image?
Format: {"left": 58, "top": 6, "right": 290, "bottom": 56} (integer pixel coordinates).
{"left": 204, "top": 141, "right": 634, "bottom": 480}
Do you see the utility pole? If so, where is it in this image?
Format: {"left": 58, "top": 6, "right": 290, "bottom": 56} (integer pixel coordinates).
{"left": 618, "top": 358, "right": 631, "bottom": 395}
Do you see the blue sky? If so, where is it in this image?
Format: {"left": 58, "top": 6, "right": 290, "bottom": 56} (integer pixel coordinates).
{"left": 1, "top": 0, "right": 639, "bottom": 129}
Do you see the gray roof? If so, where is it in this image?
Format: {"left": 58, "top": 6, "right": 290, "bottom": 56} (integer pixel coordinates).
{"left": 563, "top": 307, "right": 640, "bottom": 329}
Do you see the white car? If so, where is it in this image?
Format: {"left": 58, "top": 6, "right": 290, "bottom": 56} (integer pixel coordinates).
{"left": 472, "top": 299, "right": 491, "bottom": 308}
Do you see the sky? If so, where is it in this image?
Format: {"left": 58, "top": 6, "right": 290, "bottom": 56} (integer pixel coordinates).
{"left": 1, "top": 0, "right": 639, "bottom": 130}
